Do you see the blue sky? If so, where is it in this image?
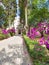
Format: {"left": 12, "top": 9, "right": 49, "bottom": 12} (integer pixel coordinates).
{"left": 16, "top": 0, "right": 19, "bottom": 4}
{"left": 16, "top": 0, "right": 20, "bottom": 16}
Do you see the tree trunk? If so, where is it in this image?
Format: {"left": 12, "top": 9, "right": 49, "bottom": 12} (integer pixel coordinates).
{"left": 9, "top": 19, "right": 11, "bottom": 29}
{"left": 25, "top": 0, "right": 28, "bottom": 35}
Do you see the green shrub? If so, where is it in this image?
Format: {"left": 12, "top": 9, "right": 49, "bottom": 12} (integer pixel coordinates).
{"left": 0, "top": 33, "right": 9, "bottom": 40}
{"left": 23, "top": 35, "right": 49, "bottom": 65}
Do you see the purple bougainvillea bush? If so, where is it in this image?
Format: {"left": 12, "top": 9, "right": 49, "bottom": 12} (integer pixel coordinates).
{"left": 2, "top": 29, "right": 8, "bottom": 34}
{"left": 27, "top": 28, "right": 36, "bottom": 40}
{"left": 2, "top": 27, "right": 15, "bottom": 36}
{"left": 37, "top": 22, "right": 49, "bottom": 37}
{"left": 27, "top": 22, "right": 49, "bottom": 50}
{"left": 0, "top": 27, "right": 16, "bottom": 40}
{"left": 7, "top": 27, "right": 15, "bottom": 33}
{"left": 7, "top": 27, "right": 15, "bottom": 36}
{"left": 27, "top": 28, "right": 40, "bottom": 39}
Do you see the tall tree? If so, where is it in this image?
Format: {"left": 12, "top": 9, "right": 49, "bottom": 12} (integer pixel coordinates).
{"left": 0, "top": 5, "right": 6, "bottom": 27}
{"left": 19, "top": 0, "right": 28, "bottom": 34}
{"left": 24, "top": 0, "right": 28, "bottom": 34}
{"left": 19, "top": 0, "right": 25, "bottom": 25}
{"left": 28, "top": 0, "right": 49, "bottom": 27}
{"left": 2, "top": 0, "right": 16, "bottom": 27}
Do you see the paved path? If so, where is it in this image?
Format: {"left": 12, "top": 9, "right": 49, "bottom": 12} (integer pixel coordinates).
{"left": 0, "top": 36, "right": 32, "bottom": 65}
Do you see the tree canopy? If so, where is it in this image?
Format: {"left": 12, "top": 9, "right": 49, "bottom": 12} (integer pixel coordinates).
{"left": 0, "top": 0, "right": 16, "bottom": 27}
{"left": 28, "top": 0, "right": 49, "bottom": 26}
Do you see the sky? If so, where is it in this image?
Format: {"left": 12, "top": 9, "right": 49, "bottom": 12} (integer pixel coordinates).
{"left": 16, "top": 0, "right": 20, "bottom": 17}
{"left": 16, "top": 0, "right": 19, "bottom": 4}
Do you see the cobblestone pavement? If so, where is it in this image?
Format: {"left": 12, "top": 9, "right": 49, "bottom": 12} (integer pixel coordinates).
{"left": 0, "top": 36, "right": 32, "bottom": 65}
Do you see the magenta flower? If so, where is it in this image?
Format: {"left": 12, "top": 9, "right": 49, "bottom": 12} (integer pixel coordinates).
{"left": 36, "top": 31, "right": 41, "bottom": 37}
{"left": 10, "top": 28, "right": 15, "bottom": 33}
{"left": 38, "top": 22, "right": 49, "bottom": 33}
{"left": 31, "top": 28, "right": 36, "bottom": 33}
{"left": 27, "top": 28, "right": 37, "bottom": 39}
{"left": 46, "top": 44, "right": 49, "bottom": 50}
{"left": 7, "top": 28, "right": 15, "bottom": 33}
{"left": 39, "top": 37, "right": 45, "bottom": 45}
{"left": 27, "top": 30, "right": 30, "bottom": 37}
{"left": 2, "top": 29, "right": 8, "bottom": 34}
{"left": 45, "top": 27, "right": 49, "bottom": 34}
{"left": 44, "top": 40, "right": 48, "bottom": 45}
{"left": 38, "top": 22, "right": 41, "bottom": 27}
{"left": 30, "top": 28, "right": 37, "bottom": 39}
{"left": 38, "top": 27, "right": 44, "bottom": 32}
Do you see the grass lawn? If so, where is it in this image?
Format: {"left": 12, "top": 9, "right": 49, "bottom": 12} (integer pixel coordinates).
{"left": 23, "top": 35, "right": 49, "bottom": 65}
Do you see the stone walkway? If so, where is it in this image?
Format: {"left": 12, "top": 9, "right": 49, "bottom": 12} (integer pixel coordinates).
{"left": 0, "top": 36, "right": 32, "bottom": 65}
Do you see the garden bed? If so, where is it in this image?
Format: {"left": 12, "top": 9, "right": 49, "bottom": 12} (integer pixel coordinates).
{"left": 0, "top": 28, "right": 15, "bottom": 40}
{"left": 23, "top": 35, "right": 49, "bottom": 65}
{"left": 0, "top": 33, "right": 10, "bottom": 40}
